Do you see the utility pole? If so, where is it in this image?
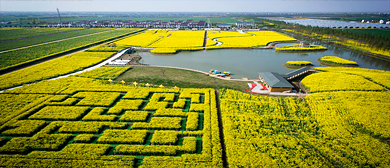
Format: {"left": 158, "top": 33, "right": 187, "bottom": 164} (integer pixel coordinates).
{"left": 57, "top": 8, "right": 62, "bottom": 26}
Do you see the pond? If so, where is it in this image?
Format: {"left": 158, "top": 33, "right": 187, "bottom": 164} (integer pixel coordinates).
{"left": 137, "top": 42, "right": 390, "bottom": 79}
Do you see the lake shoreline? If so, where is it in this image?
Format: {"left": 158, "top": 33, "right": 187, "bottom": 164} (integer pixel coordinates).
{"left": 281, "top": 30, "right": 390, "bottom": 61}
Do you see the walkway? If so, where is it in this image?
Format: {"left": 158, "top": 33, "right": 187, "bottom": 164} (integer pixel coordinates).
{"left": 132, "top": 47, "right": 155, "bottom": 50}
{"left": 0, "top": 48, "right": 129, "bottom": 93}
{"left": 48, "top": 48, "right": 130, "bottom": 81}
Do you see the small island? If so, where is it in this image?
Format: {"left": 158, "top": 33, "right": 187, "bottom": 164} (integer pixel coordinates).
{"left": 318, "top": 56, "right": 358, "bottom": 66}
{"left": 275, "top": 41, "right": 327, "bottom": 51}
{"left": 284, "top": 61, "right": 313, "bottom": 68}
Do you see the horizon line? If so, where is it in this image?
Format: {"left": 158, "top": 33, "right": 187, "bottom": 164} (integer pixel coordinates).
{"left": 2, "top": 11, "right": 390, "bottom": 13}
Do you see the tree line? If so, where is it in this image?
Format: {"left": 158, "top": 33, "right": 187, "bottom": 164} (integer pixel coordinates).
{"left": 256, "top": 18, "right": 390, "bottom": 52}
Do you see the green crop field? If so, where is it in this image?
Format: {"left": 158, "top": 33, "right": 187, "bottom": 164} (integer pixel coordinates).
{"left": 0, "top": 28, "right": 77, "bottom": 41}
{"left": 0, "top": 28, "right": 144, "bottom": 71}
{"left": 0, "top": 28, "right": 110, "bottom": 51}
{"left": 344, "top": 29, "right": 390, "bottom": 40}
{"left": 209, "top": 17, "right": 238, "bottom": 23}
{"left": 1, "top": 16, "right": 238, "bottom": 26}
{"left": 55, "top": 17, "right": 238, "bottom": 23}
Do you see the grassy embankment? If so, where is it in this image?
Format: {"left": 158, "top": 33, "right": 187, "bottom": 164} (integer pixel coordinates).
{"left": 283, "top": 29, "right": 390, "bottom": 59}
{"left": 115, "top": 66, "right": 248, "bottom": 91}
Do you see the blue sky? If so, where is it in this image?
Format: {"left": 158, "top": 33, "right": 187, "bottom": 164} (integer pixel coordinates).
{"left": 1, "top": 0, "right": 389, "bottom": 13}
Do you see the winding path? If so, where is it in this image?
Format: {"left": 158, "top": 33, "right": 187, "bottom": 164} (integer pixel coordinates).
{"left": 212, "top": 38, "right": 223, "bottom": 46}
{"left": 215, "top": 89, "right": 229, "bottom": 168}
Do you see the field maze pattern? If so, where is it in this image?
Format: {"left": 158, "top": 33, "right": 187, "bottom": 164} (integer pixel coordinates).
{"left": 0, "top": 88, "right": 218, "bottom": 167}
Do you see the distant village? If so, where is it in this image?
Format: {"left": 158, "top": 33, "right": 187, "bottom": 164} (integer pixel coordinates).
{"left": 4, "top": 18, "right": 389, "bottom": 29}
{"left": 361, "top": 19, "right": 390, "bottom": 24}
{"left": 42, "top": 20, "right": 256, "bottom": 29}
{"left": 0, "top": 19, "right": 257, "bottom": 29}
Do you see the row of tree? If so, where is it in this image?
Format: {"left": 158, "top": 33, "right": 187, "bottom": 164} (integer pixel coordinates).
{"left": 256, "top": 18, "right": 390, "bottom": 52}
{"left": 293, "top": 25, "right": 390, "bottom": 51}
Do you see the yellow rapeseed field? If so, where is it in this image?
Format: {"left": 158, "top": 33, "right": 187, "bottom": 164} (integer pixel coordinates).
{"left": 275, "top": 44, "right": 327, "bottom": 51}
{"left": 116, "top": 30, "right": 167, "bottom": 47}
{"left": 207, "top": 31, "right": 296, "bottom": 49}
{"left": 116, "top": 30, "right": 296, "bottom": 53}
{"left": 285, "top": 61, "right": 313, "bottom": 66}
{"left": 150, "top": 48, "right": 178, "bottom": 54}
{"left": 319, "top": 56, "right": 358, "bottom": 65}
{"left": 148, "top": 31, "right": 205, "bottom": 48}
{"left": 116, "top": 30, "right": 206, "bottom": 53}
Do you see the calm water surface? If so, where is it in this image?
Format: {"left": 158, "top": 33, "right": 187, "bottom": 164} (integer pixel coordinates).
{"left": 138, "top": 42, "right": 390, "bottom": 79}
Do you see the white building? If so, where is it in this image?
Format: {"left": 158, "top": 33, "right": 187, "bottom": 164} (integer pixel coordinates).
{"left": 216, "top": 23, "right": 231, "bottom": 28}
{"left": 235, "top": 21, "right": 257, "bottom": 28}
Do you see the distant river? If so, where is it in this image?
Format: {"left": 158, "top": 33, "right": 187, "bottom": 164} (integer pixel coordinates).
{"left": 138, "top": 42, "right": 390, "bottom": 79}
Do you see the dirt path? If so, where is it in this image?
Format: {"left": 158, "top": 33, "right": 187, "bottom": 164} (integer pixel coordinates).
{"left": 203, "top": 31, "right": 208, "bottom": 48}
{"left": 0, "top": 29, "right": 113, "bottom": 54}
{"left": 215, "top": 89, "right": 229, "bottom": 168}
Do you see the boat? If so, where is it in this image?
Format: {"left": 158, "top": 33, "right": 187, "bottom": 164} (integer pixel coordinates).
{"left": 209, "top": 69, "right": 231, "bottom": 77}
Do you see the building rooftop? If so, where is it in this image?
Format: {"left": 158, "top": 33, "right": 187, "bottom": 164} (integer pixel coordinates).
{"left": 258, "top": 72, "right": 293, "bottom": 88}
{"left": 217, "top": 23, "right": 231, "bottom": 26}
